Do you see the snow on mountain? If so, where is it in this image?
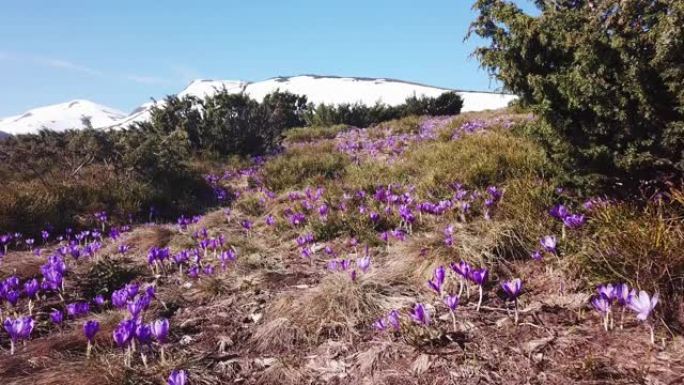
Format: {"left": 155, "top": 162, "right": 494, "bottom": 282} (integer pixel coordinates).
{"left": 115, "top": 75, "right": 517, "bottom": 128}
{"left": 0, "top": 76, "right": 517, "bottom": 134}
{"left": 0, "top": 100, "right": 126, "bottom": 136}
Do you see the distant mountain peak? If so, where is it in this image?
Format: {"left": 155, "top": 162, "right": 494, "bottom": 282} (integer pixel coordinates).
{"left": 0, "top": 100, "right": 126, "bottom": 136}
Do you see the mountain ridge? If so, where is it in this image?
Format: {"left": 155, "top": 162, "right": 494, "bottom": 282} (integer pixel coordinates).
{"left": 0, "top": 75, "right": 516, "bottom": 135}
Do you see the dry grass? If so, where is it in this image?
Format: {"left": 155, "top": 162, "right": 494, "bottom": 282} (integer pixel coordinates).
{"left": 121, "top": 225, "right": 174, "bottom": 256}
{"left": 0, "top": 250, "right": 45, "bottom": 279}
{"left": 254, "top": 274, "right": 403, "bottom": 349}
{"left": 255, "top": 359, "right": 311, "bottom": 385}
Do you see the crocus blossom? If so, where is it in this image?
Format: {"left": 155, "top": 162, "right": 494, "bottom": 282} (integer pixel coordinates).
{"left": 540, "top": 235, "right": 557, "bottom": 254}
{"left": 83, "top": 320, "right": 100, "bottom": 342}
{"left": 3, "top": 316, "right": 34, "bottom": 354}
{"left": 627, "top": 290, "right": 659, "bottom": 343}
{"left": 628, "top": 290, "right": 659, "bottom": 321}
{"left": 502, "top": 278, "right": 523, "bottom": 324}
{"left": 168, "top": 370, "right": 188, "bottom": 385}
{"left": 591, "top": 295, "right": 611, "bottom": 331}
{"left": 444, "top": 295, "right": 459, "bottom": 311}
{"left": 469, "top": 268, "right": 488, "bottom": 312}
{"left": 409, "top": 303, "right": 430, "bottom": 326}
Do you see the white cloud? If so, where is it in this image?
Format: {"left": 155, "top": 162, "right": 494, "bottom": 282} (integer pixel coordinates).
{"left": 1, "top": 51, "right": 178, "bottom": 86}
{"left": 125, "top": 75, "right": 169, "bottom": 85}
{"left": 41, "top": 58, "right": 103, "bottom": 76}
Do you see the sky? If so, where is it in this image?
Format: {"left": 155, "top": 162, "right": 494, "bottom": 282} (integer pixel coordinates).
{"left": 0, "top": 0, "right": 537, "bottom": 117}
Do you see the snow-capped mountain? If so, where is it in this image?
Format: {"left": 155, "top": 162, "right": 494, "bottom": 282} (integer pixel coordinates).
{"left": 0, "top": 100, "right": 126, "bottom": 136}
{"left": 0, "top": 75, "right": 517, "bottom": 135}
{"left": 116, "top": 75, "right": 517, "bottom": 128}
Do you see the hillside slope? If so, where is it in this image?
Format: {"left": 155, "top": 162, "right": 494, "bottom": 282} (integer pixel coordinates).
{"left": 0, "top": 109, "right": 681, "bottom": 384}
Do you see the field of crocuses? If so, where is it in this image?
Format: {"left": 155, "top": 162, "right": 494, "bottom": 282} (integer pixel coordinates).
{"left": 1, "top": 109, "right": 683, "bottom": 384}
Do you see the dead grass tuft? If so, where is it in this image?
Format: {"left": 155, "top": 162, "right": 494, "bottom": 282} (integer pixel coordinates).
{"left": 256, "top": 274, "right": 400, "bottom": 347}
{"left": 255, "top": 359, "right": 310, "bottom": 385}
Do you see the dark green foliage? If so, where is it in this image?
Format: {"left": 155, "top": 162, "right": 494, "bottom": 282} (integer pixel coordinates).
{"left": 0, "top": 128, "right": 212, "bottom": 235}
{"left": 303, "top": 91, "right": 463, "bottom": 128}
{"left": 0, "top": 90, "right": 312, "bottom": 235}
{"left": 470, "top": 0, "right": 684, "bottom": 193}
{"left": 403, "top": 92, "right": 465, "bottom": 117}
{"left": 303, "top": 102, "right": 399, "bottom": 128}
{"left": 137, "top": 90, "right": 308, "bottom": 157}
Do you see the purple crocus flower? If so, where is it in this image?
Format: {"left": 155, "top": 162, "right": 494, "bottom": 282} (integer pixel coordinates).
{"left": 83, "top": 320, "right": 100, "bottom": 343}
{"left": 387, "top": 310, "right": 400, "bottom": 330}
{"left": 563, "top": 214, "right": 585, "bottom": 229}
{"left": 592, "top": 296, "right": 611, "bottom": 314}
{"left": 614, "top": 283, "right": 635, "bottom": 306}
{"left": 265, "top": 215, "right": 276, "bottom": 226}
{"left": 540, "top": 235, "right": 557, "bottom": 254}
{"left": 50, "top": 309, "right": 64, "bottom": 325}
{"left": 24, "top": 278, "right": 39, "bottom": 298}
{"left": 3, "top": 316, "right": 34, "bottom": 354}
{"left": 549, "top": 204, "right": 569, "bottom": 220}
{"left": 167, "top": 370, "right": 188, "bottom": 385}
{"left": 151, "top": 318, "right": 169, "bottom": 344}
{"left": 450, "top": 261, "right": 471, "bottom": 279}
{"left": 501, "top": 278, "right": 523, "bottom": 301}
{"left": 318, "top": 204, "right": 329, "bottom": 218}
{"left": 597, "top": 284, "right": 615, "bottom": 301}
{"left": 409, "top": 303, "right": 430, "bottom": 326}
{"left": 627, "top": 290, "right": 659, "bottom": 343}
{"left": 469, "top": 268, "right": 488, "bottom": 312}
{"left": 93, "top": 294, "right": 106, "bottom": 307}
{"left": 373, "top": 318, "right": 388, "bottom": 331}
{"left": 118, "top": 244, "right": 130, "bottom": 255}
{"left": 530, "top": 250, "right": 543, "bottom": 261}
{"left": 327, "top": 259, "right": 339, "bottom": 271}
{"left": 241, "top": 220, "right": 253, "bottom": 231}
{"left": 628, "top": 290, "right": 659, "bottom": 321}
{"left": 379, "top": 231, "right": 389, "bottom": 243}
{"left": 66, "top": 303, "right": 80, "bottom": 318}
{"left": 187, "top": 266, "right": 199, "bottom": 279}
{"left": 427, "top": 278, "right": 442, "bottom": 294}
{"left": 591, "top": 295, "right": 612, "bottom": 331}
{"left": 434, "top": 266, "right": 446, "bottom": 286}
{"left": 5, "top": 290, "right": 19, "bottom": 307}
{"left": 113, "top": 319, "right": 135, "bottom": 348}
{"left": 369, "top": 212, "right": 380, "bottom": 223}
{"left": 356, "top": 255, "right": 371, "bottom": 273}
{"left": 399, "top": 205, "right": 415, "bottom": 224}
{"left": 390, "top": 229, "right": 406, "bottom": 241}
{"left": 135, "top": 323, "right": 153, "bottom": 345}
{"left": 469, "top": 268, "right": 488, "bottom": 286}
{"left": 288, "top": 212, "right": 306, "bottom": 226}
{"left": 111, "top": 289, "right": 128, "bottom": 309}
{"left": 125, "top": 283, "right": 139, "bottom": 298}
{"left": 127, "top": 299, "right": 145, "bottom": 319}
{"left": 444, "top": 295, "right": 459, "bottom": 311}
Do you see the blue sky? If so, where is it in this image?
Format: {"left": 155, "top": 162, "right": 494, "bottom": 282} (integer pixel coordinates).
{"left": 0, "top": 1, "right": 537, "bottom": 116}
